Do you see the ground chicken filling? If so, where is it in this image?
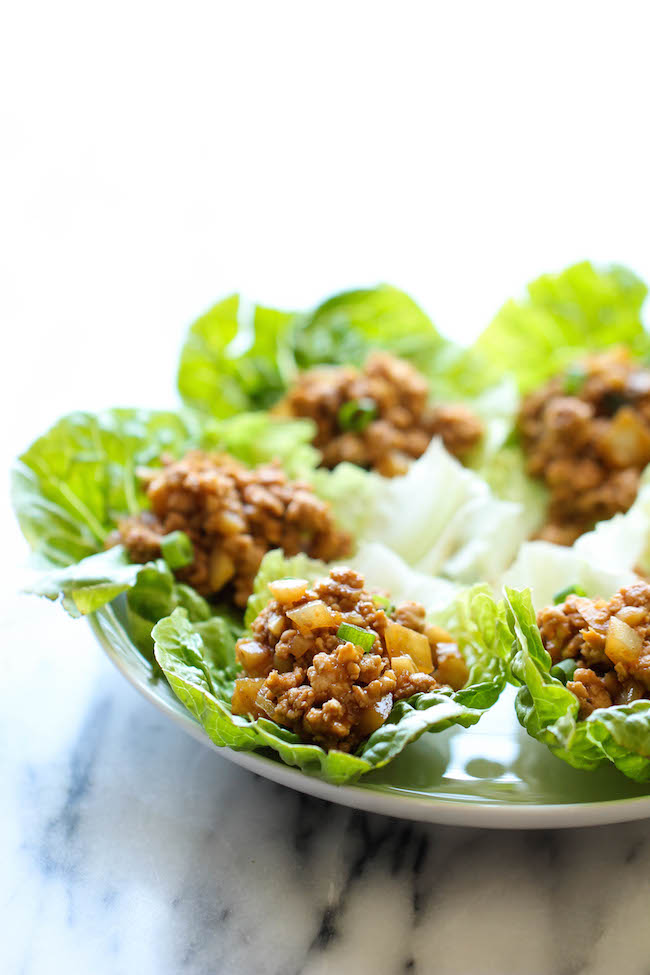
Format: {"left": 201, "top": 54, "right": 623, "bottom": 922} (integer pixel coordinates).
{"left": 231, "top": 567, "right": 469, "bottom": 752}
{"left": 276, "top": 351, "right": 483, "bottom": 477}
{"left": 114, "top": 451, "right": 351, "bottom": 607}
{"left": 519, "top": 349, "right": 650, "bottom": 545}
{"left": 538, "top": 582, "right": 650, "bottom": 719}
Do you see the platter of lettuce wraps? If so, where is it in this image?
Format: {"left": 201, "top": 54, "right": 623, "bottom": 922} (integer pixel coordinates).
{"left": 14, "top": 261, "right": 650, "bottom": 827}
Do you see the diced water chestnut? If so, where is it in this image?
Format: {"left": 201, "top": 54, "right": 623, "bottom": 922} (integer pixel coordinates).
{"left": 605, "top": 616, "right": 643, "bottom": 666}
{"left": 287, "top": 599, "right": 340, "bottom": 634}
{"left": 231, "top": 678, "right": 265, "bottom": 716}
{"left": 385, "top": 620, "right": 433, "bottom": 673}
{"left": 268, "top": 578, "right": 309, "bottom": 604}
{"left": 434, "top": 642, "right": 469, "bottom": 691}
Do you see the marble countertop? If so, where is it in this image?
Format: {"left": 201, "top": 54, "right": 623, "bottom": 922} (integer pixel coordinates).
{"left": 4, "top": 588, "right": 650, "bottom": 975}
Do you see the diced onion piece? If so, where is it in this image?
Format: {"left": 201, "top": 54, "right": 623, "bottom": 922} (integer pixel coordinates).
{"left": 236, "top": 639, "right": 273, "bottom": 677}
{"left": 231, "top": 678, "right": 265, "bottom": 716}
{"left": 390, "top": 655, "right": 418, "bottom": 676}
{"left": 357, "top": 693, "right": 394, "bottom": 736}
{"left": 287, "top": 599, "right": 339, "bottom": 634}
{"left": 268, "top": 578, "right": 309, "bottom": 605}
{"left": 598, "top": 407, "right": 650, "bottom": 468}
{"left": 434, "top": 642, "right": 469, "bottom": 691}
{"left": 425, "top": 624, "right": 454, "bottom": 645}
{"left": 385, "top": 620, "right": 433, "bottom": 673}
{"left": 209, "top": 548, "right": 235, "bottom": 591}
{"left": 605, "top": 616, "right": 643, "bottom": 666}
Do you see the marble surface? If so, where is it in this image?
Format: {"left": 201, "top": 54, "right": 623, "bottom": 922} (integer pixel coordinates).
{"left": 4, "top": 587, "right": 650, "bottom": 975}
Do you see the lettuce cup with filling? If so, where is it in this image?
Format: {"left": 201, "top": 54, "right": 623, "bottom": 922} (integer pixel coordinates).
{"left": 152, "top": 551, "right": 510, "bottom": 784}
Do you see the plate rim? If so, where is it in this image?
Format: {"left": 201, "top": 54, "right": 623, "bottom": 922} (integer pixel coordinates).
{"left": 88, "top": 607, "right": 650, "bottom": 830}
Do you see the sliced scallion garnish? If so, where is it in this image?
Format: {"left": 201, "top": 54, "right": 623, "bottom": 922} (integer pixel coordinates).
{"left": 336, "top": 621, "right": 376, "bottom": 652}
{"left": 160, "top": 530, "right": 194, "bottom": 569}
{"left": 564, "top": 364, "right": 587, "bottom": 395}
{"left": 553, "top": 584, "right": 587, "bottom": 605}
{"left": 337, "top": 397, "right": 378, "bottom": 432}
{"left": 550, "top": 658, "right": 579, "bottom": 684}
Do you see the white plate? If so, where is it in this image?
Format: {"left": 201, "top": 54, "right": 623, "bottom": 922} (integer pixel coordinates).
{"left": 90, "top": 603, "right": 650, "bottom": 829}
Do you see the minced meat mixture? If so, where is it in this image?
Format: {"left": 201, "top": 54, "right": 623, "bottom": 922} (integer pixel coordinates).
{"left": 231, "top": 566, "right": 469, "bottom": 751}
{"left": 519, "top": 349, "right": 650, "bottom": 545}
{"left": 538, "top": 582, "right": 650, "bottom": 718}
{"left": 114, "top": 451, "right": 351, "bottom": 606}
{"left": 276, "top": 352, "right": 483, "bottom": 477}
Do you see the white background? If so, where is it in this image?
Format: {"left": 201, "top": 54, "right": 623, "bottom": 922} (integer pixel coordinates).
{"left": 2, "top": 0, "right": 650, "bottom": 563}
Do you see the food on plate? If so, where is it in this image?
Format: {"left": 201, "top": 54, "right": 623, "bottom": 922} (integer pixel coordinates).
{"left": 113, "top": 450, "right": 350, "bottom": 606}
{"left": 507, "top": 584, "right": 650, "bottom": 782}
{"left": 14, "top": 261, "right": 650, "bottom": 789}
{"left": 538, "top": 582, "right": 650, "bottom": 717}
{"left": 276, "top": 352, "right": 483, "bottom": 476}
{"left": 519, "top": 350, "right": 650, "bottom": 544}
{"left": 231, "top": 566, "right": 469, "bottom": 751}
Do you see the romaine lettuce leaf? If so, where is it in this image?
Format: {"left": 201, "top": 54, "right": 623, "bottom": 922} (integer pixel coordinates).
{"left": 12, "top": 409, "right": 195, "bottom": 566}
{"left": 153, "top": 552, "right": 509, "bottom": 784}
{"left": 506, "top": 586, "right": 650, "bottom": 781}
{"left": 476, "top": 261, "right": 649, "bottom": 394}
{"left": 505, "top": 587, "right": 605, "bottom": 771}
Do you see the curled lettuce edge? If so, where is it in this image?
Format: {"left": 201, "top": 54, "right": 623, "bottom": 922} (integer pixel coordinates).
{"left": 505, "top": 585, "right": 650, "bottom": 780}
{"left": 152, "top": 554, "right": 509, "bottom": 785}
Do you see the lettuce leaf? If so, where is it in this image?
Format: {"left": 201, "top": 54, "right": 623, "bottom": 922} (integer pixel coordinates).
{"left": 177, "top": 284, "right": 494, "bottom": 420}
{"left": 12, "top": 408, "right": 195, "bottom": 566}
{"left": 505, "top": 587, "right": 605, "bottom": 771}
{"left": 506, "top": 586, "right": 650, "bottom": 781}
{"left": 315, "top": 438, "right": 532, "bottom": 587}
{"left": 153, "top": 553, "right": 509, "bottom": 784}
{"left": 476, "top": 261, "right": 649, "bottom": 394}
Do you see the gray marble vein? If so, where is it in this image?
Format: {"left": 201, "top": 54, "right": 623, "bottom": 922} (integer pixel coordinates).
{"left": 4, "top": 592, "right": 650, "bottom": 975}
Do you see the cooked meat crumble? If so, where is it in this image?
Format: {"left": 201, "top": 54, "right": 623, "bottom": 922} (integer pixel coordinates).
{"left": 537, "top": 582, "right": 650, "bottom": 718}
{"left": 276, "top": 352, "right": 483, "bottom": 477}
{"left": 231, "top": 567, "right": 469, "bottom": 751}
{"left": 114, "top": 451, "right": 351, "bottom": 606}
{"left": 519, "top": 349, "right": 650, "bottom": 545}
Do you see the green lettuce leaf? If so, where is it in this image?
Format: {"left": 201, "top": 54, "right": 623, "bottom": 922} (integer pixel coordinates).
{"left": 153, "top": 554, "right": 509, "bottom": 784}
{"left": 12, "top": 408, "right": 195, "bottom": 566}
{"left": 476, "top": 261, "right": 649, "bottom": 394}
{"left": 506, "top": 586, "right": 650, "bottom": 781}
{"left": 177, "top": 295, "right": 295, "bottom": 417}
{"left": 505, "top": 586, "right": 605, "bottom": 770}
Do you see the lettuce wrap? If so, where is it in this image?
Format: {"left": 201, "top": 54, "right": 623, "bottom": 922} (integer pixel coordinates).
{"left": 11, "top": 408, "right": 318, "bottom": 655}
{"left": 504, "top": 479, "right": 650, "bottom": 779}
{"left": 475, "top": 261, "right": 650, "bottom": 538}
{"left": 153, "top": 550, "right": 511, "bottom": 784}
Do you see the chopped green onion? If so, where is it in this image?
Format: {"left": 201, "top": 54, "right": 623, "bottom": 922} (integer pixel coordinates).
{"left": 564, "top": 364, "right": 587, "bottom": 395}
{"left": 336, "top": 621, "right": 376, "bottom": 653}
{"left": 160, "top": 530, "right": 194, "bottom": 569}
{"left": 337, "top": 397, "right": 378, "bottom": 433}
{"left": 371, "top": 594, "right": 395, "bottom": 614}
{"left": 550, "top": 658, "right": 579, "bottom": 684}
{"left": 553, "top": 584, "right": 587, "bottom": 605}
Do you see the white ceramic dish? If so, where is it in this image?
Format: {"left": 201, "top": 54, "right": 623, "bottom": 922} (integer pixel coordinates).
{"left": 90, "top": 602, "right": 650, "bottom": 829}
